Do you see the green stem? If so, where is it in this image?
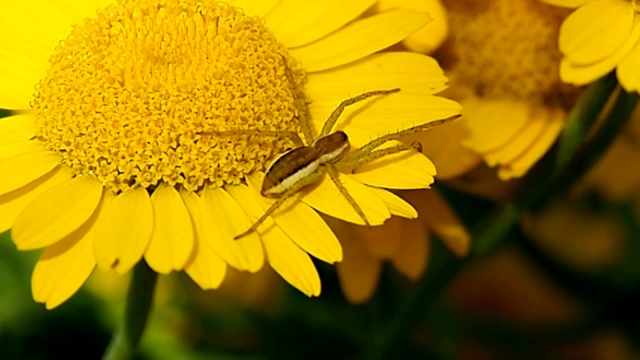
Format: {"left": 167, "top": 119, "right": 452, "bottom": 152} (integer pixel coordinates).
{"left": 367, "top": 75, "right": 622, "bottom": 359}
{"left": 102, "top": 261, "right": 158, "bottom": 360}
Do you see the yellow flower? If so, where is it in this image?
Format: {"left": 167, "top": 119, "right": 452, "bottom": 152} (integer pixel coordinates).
{"left": 542, "top": 0, "right": 640, "bottom": 93}
{"left": 0, "top": 0, "right": 460, "bottom": 308}
{"left": 397, "top": 0, "right": 582, "bottom": 181}
{"left": 329, "top": 190, "right": 469, "bottom": 303}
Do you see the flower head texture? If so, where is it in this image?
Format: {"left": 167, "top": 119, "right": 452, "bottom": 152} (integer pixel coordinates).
{"left": 0, "top": 0, "right": 460, "bottom": 308}
{"left": 542, "top": 0, "right": 640, "bottom": 93}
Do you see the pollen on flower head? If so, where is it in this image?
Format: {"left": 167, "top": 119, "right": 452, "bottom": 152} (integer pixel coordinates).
{"left": 442, "top": 0, "right": 579, "bottom": 109}
{"left": 32, "top": 0, "right": 307, "bottom": 193}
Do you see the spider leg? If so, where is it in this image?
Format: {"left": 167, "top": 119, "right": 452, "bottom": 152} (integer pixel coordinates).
{"left": 340, "top": 143, "right": 417, "bottom": 173}
{"left": 325, "top": 164, "right": 370, "bottom": 227}
{"left": 320, "top": 88, "right": 401, "bottom": 137}
{"left": 199, "top": 130, "right": 304, "bottom": 147}
{"left": 352, "top": 115, "right": 460, "bottom": 156}
{"left": 234, "top": 170, "right": 324, "bottom": 240}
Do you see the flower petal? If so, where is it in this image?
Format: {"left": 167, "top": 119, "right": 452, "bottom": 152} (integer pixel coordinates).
{"left": 32, "top": 205, "right": 100, "bottom": 309}
{"left": 199, "top": 186, "right": 264, "bottom": 273}
{"left": 559, "top": 0, "right": 634, "bottom": 65}
{"left": 367, "top": 187, "right": 417, "bottom": 219}
{"left": 484, "top": 106, "right": 549, "bottom": 166}
{"left": 376, "top": 0, "right": 448, "bottom": 54}
{"left": 181, "top": 190, "right": 226, "bottom": 290}
{"left": 302, "top": 174, "right": 390, "bottom": 225}
{"left": 539, "top": 0, "right": 595, "bottom": 7}
{"left": 348, "top": 141, "right": 436, "bottom": 189}
{"left": 0, "top": 140, "right": 47, "bottom": 160}
{"left": 229, "top": 0, "right": 280, "bottom": 17}
{"left": 617, "top": 40, "right": 640, "bottom": 93}
{"left": 311, "top": 93, "right": 461, "bottom": 136}
{"left": 145, "top": 183, "right": 194, "bottom": 274}
{"left": 290, "top": 9, "right": 430, "bottom": 72}
{"left": 12, "top": 175, "right": 103, "bottom": 250}
{"left": 408, "top": 119, "right": 482, "bottom": 179}
{"left": 390, "top": 231, "right": 429, "bottom": 280}
{"left": 462, "top": 99, "right": 529, "bottom": 153}
{"left": 560, "top": 17, "right": 640, "bottom": 85}
{"left": 0, "top": 50, "right": 47, "bottom": 109}
{"left": 227, "top": 184, "right": 321, "bottom": 297}
{"left": 499, "top": 109, "right": 565, "bottom": 180}
{"left": 93, "top": 188, "right": 153, "bottom": 274}
{"left": 0, "top": 1, "right": 76, "bottom": 57}
{"left": 0, "top": 166, "right": 71, "bottom": 232}
{"left": 418, "top": 190, "right": 470, "bottom": 257}
{"left": 245, "top": 173, "right": 342, "bottom": 264}
{"left": 335, "top": 232, "right": 381, "bottom": 303}
{"left": 0, "top": 151, "right": 61, "bottom": 195}
{"left": 0, "top": 115, "right": 35, "bottom": 146}
{"left": 306, "top": 52, "right": 448, "bottom": 103}
{"left": 266, "top": 0, "right": 376, "bottom": 48}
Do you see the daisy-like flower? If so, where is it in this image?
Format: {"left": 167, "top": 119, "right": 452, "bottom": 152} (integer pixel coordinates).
{"left": 395, "top": 0, "right": 582, "bottom": 181}
{"left": 0, "top": 0, "right": 461, "bottom": 308}
{"left": 542, "top": 0, "right": 640, "bottom": 93}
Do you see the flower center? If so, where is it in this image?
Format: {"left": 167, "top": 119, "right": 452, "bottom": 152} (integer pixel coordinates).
{"left": 442, "top": 0, "right": 580, "bottom": 109}
{"left": 32, "top": 0, "right": 307, "bottom": 193}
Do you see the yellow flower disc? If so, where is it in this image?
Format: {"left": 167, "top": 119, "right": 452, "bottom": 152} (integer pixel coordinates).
{"left": 32, "top": 0, "right": 307, "bottom": 193}
{"left": 445, "top": 0, "right": 579, "bottom": 109}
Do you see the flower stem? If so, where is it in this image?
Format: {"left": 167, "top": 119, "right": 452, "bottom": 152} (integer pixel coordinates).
{"left": 102, "top": 261, "right": 158, "bottom": 360}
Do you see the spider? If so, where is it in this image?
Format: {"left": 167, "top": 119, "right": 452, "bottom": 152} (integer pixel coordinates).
{"left": 200, "top": 88, "right": 459, "bottom": 239}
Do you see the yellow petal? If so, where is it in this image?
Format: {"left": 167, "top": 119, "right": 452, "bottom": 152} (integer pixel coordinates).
{"left": 390, "top": 231, "right": 429, "bottom": 280}
{"left": 0, "top": 151, "right": 61, "bottom": 195}
{"left": 0, "top": 140, "right": 47, "bottom": 160}
{"left": 261, "top": 225, "right": 322, "bottom": 297}
{"left": 310, "top": 93, "right": 461, "bottom": 136}
{"left": 335, "top": 233, "right": 381, "bottom": 303}
{"left": 245, "top": 173, "right": 343, "bottom": 264}
{"left": 617, "top": 41, "right": 640, "bottom": 93}
{"left": 12, "top": 175, "right": 103, "bottom": 250}
{"left": 559, "top": 0, "right": 633, "bottom": 65}
{"left": 0, "top": 166, "right": 71, "bottom": 232}
{"left": 0, "top": 115, "right": 35, "bottom": 146}
{"left": 93, "top": 188, "right": 153, "bottom": 274}
{"left": 407, "top": 190, "right": 470, "bottom": 257}
{"left": 227, "top": 184, "right": 321, "bottom": 296}
{"left": 229, "top": 0, "right": 280, "bottom": 17}
{"left": 407, "top": 119, "right": 481, "bottom": 179}
{"left": 0, "top": 50, "right": 47, "bottom": 110}
{"left": 462, "top": 99, "right": 529, "bottom": 153}
{"left": 484, "top": 107, "right": 549, "bottom": 167}
{"left": 181, "top": 190, "right": 226, "bottom": 290}
{"left": 32, "top": 208, "right": 98, "bottom": 309}
{"left": 199, "top": 186, "right": 264, "bottom": 273}
{"left": 290, "top": 9, "right": 430, "bottom": 72}
{"left": 376, "top": 0, "right": 448, "bottom": 54}
{"left": 348, "top": 139, "right": 436, "bottom": 189}
{"left": 362, "top": 225, "right": 402, "bottom": 258}
{"left": 302, "top": 174, "right": 390, "bottom": 225}
{"left": 0, "top": 1, "right": 77, "bottom": 53}
{"left": 499, "top": 109, "right": 565, "bottom": 180}
{"left": 266, "top": 0, "right": 376, "bottom": 48}
{"left": 367, "top": 187, "right": 418, "bottom": 219}
{"left": 145, "top": 183, "right": 194, "bottom": 274}
{"left": 306, "top": 52, "right": 448, "bottom": 100}
{"left": 539, "top": 0, "right": 595, "bottom": 7}
{"left": 560, "top": 17, "right": 640, "bottom": 85}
